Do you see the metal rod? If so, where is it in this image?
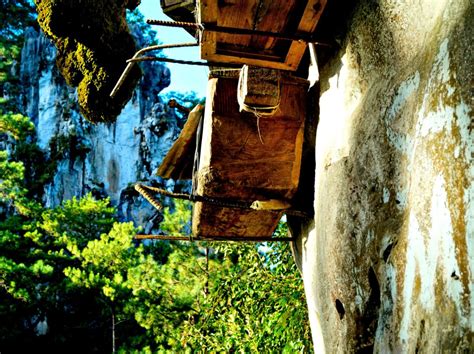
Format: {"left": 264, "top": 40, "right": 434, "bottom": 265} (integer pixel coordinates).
{"left": 136, "top": 183, "right": 253, "bottom": 209}
{"left": 146, "top": 19, "right": 202, "bottom": 30}
{"left": 135, "top": 234, "right": 294, "bottom": 242}
{"left": 127, "top": 56, "right": 211, "bottom": 66}
{"left": 110, "top": 42, "right": 199, "bottom": 98}
{"left": 126, "top": 56, "right": 241, "bottom": 68}
{"left": 146, "top": 19, "right": 331, "bottom": 46}
{"left": 135, "top": 184, "right": 311, "bottom": 218}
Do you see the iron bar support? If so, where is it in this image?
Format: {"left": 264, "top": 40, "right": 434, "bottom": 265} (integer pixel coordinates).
{"left": 110, "top": 42, "right": 198, "bottom": 98}
{"left": 146, "top": 19, "right": 331, "bottom": 46}
{"left": 135, "top": 184, "right": 311, "bottom": 218}
{"left": 135, "top": 234, "right": 294, "bottom": 242}
{"left": 126, "top": 56, "right": 240, "bottom": 68}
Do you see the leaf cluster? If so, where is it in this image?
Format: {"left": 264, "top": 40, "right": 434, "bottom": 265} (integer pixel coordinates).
{"left": 0, "top": 0, "right": 36, "bottom": 86}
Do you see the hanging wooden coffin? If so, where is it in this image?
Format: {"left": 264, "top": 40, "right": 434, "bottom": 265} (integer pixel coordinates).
{"left": 192, "top": 73, "right": 308, "bottom": 237}
{"left": 198, "top": 0, "right": 327, "bottom": 71}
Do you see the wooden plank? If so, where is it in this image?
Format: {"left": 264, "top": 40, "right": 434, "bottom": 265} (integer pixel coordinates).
{"left": 198, "top": 0, "right": 327, "bottom": 71}
{"left": 192, "top": 203, "right": 283, "bottom": 237}
{"left": 249, "top": 0, "right": 294, "bottom": 50}
{"left": 161, "top": 0, "right": 196, "bottom": 24}
{"left": 216, "top": 0, "right": 256, "bottom": 48}
{"left": 192, "top": 75, "right": 307, "bottom": 237}
{"left": 284, "top": 0, "right": 327, "bottom": 69}
{"left": 205, "top": 55, "right": 297, "bottom": 71}
{"left": 297, "top": 0, "right": 327, "bottom": 33}
{"left": 198, "top": 0, "right": 217, "bottom": 60}
{"left": 157, "top": 104, "right": 204, "bottom": 179}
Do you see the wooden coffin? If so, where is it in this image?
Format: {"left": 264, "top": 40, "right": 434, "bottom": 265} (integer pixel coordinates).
{"left": 198, "top": 0, "right": 327, "bottom": 71}
{"left": 192, "top": 74, "right": 308, "bottom": 237}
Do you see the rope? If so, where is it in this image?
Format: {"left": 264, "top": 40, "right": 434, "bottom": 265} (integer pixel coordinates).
{"left": 192, "top": 114, "right": 204, "bottom": 196}
{"left": 134, "top": 184, "right": 163, "bottom": 211}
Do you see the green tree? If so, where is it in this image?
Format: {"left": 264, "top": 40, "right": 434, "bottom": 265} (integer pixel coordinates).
{"left": 0, "top": 4, "right": 312, "bottom": 349}
{"left": 0, "top": 112, "right": 119, "bottom": 351}
{"left": 131, "top": 200, "right": 313, "bottom": 352}
{"left": 126, "top": 8, "right": 160, "bottom": 47}
{"left": 180, "top": 222, "right": 313, "bottom": 352}
{"left": 1, "top": 127, "right": 311, "bottom": 352}
{"left": 0, "top": 0, "right": 36, "bottom": 93}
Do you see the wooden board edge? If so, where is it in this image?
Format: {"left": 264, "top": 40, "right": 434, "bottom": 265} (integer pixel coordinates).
{"left": 202, "top": 51, "right": 298, "bottom": 71}
{"left": 197, "top": 0, "right": 217, "bottom": 22}
{"left": 284, "top": 41, "right": 307, "bottom": 70}
{"left": 298, "top": 0, "right": 328, "bottom": 32}
{"left": 156, "top": 105, "right": 204, "bottom": 179}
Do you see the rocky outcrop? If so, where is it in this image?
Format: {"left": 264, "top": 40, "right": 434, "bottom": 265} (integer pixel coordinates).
{"left": 19, "top": 27, "right": 178, "bottom": 232}
{"left": 35, "top": 0, "right": 142, "bottom": 123}
{"left": 293, "top": 0, "right": 473, "bottom": 352}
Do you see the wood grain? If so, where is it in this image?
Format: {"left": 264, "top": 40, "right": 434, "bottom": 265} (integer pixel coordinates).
{"left": 198, "top": 0, "right": 328, "bottom": 71}
{"left": 193, "top": 75, "right": 307, "bottom": 237}
{"left": 157, "top": 105, "right": 204, "bottom": 179}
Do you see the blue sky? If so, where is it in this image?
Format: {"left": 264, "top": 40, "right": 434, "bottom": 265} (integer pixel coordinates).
{"left": 138, "top": 0, "right": 208, "bottom": 97}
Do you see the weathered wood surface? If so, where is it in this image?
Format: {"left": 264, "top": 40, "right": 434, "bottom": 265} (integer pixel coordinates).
{"left": 198, "top": 0, "right": 327, "bottom": 70}
{"left": 192, "top": 75, "right": 308, "bottom": 237}
{"left": 157, "top": 104, "right": 204, "bottom": 180}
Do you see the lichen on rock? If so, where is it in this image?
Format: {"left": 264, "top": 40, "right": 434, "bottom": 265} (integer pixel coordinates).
{"left": 35, "top": 0, "right": 142, "bottom": 123}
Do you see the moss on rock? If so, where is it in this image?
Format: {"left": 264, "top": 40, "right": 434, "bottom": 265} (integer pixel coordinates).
{"left": 35, "top": 0, "right": 142, "bottom": 123}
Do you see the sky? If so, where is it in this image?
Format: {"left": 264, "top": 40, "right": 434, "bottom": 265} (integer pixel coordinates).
{"left": 138, "top": 0, "right": 208, "bottom": 97}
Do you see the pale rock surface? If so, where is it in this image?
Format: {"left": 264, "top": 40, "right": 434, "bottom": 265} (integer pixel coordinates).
{"left": 292, "top": 0, "right": 473, "bottom": 352}
{"left": 19, "top": 27, "right": 179, "bottom": 233}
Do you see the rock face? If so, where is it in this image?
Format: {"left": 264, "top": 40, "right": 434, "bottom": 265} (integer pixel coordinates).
{"left": 293, "top": 0, "right": 473, "bottom": 352}
{"left": 19, "top": 27, "right": 179, "bottom": 232}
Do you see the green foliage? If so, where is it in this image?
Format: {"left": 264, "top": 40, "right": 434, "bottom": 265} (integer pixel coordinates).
{"left": 40, "top": 193, "right": 116, "bottom": 249}
{"left": 0, "top": 190, "right": 122, "bottom": 352}
{"left": 0, "top": 150, "right": 26, "bottom": 202}
{"left": 0, "top": 132, "right": 312, "bottom": 352}
{"left": 126, "top": 9, "right": 159, "bottom": 46}
{"left": 0, "top": 110, "right": 35, "bottom": 141}
{"left": 0, "top": 0, "right": 36, "bottom": 86}
{"left": 142, "top": 200, "right": 312, "bottom": 351}
{"left": 0, "top": 108, "right": 62, "bottom": 199}
{"left": 0, "top": 106, "right": 60, "bottom": 198}
{"left": 160, "top": 199, "right": 192, "bottom": 235}
{"left": 180, "top": 223, "right": 313, "bottom": 352}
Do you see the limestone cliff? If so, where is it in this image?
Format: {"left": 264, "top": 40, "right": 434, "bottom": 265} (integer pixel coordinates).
{"left": 292, "top": 0, "right": 473, "bottom": 352}
{"left": 19, "top": 26, "right": 178, "bottom": 233}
